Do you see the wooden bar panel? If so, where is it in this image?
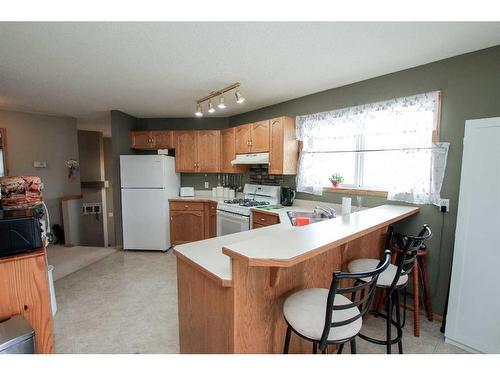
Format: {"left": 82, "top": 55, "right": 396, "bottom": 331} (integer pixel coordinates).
{"left": 177, "top": 257, "right": 234, "bottom": 353}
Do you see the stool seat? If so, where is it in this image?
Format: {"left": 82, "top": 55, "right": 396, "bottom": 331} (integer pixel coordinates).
{"left": 283, "top": 288, "right": 362, "bottom": 342}
{"left": 348, "top": 258, "right": 408, "bottom": 287}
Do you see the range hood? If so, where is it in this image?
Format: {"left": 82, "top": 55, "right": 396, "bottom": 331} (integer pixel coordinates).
{"left": 231, "top": 152, "right": 270, "bottom": 165}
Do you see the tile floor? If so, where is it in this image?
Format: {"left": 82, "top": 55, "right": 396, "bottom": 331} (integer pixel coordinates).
{"left": 52, "top": 250, "right": 467, "bottom": 354}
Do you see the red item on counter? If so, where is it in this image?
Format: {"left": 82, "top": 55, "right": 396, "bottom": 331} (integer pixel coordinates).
{"left": 295, "top": 217, "right": 311, "bottom": 226}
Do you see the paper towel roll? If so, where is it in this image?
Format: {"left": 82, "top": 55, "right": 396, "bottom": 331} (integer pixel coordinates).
{"left": 342, "top": 197, "right": 352, "bottom": 215}
{"left": 212, "top": 187, "right": 217, "bottom": 198}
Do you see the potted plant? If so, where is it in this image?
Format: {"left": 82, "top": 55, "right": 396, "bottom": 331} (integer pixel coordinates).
{"left": 329, "top": 173, "right": 344, "bottom": 188}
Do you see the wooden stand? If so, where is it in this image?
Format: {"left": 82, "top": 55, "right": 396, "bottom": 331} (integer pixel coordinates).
{"left": 0, "top": 247, "right": 54, "bottom": 353}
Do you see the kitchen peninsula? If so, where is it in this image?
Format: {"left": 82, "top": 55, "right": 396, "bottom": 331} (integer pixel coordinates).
{"left": 173, "top": 204, "right": 419, "bottom": 354}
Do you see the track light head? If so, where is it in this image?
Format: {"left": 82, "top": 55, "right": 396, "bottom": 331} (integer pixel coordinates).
{"left": 195, "top": 103, "right": 203, "bottom": 117}
{"left": 235, "top": 89, "right": 245, "bottom": 104}
{"left": 218, "top": 95, "right": 226, "bottom": 109}
{"left": 208, "top": 100, "right": 216, "bottom": 113}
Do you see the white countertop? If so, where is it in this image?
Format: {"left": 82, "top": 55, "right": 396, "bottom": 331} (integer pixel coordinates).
{"left": 173, "top": 196, "right": 418, "bottom": 285}
{"left": 224, "top": 205, "right": 418, "bottom": 265}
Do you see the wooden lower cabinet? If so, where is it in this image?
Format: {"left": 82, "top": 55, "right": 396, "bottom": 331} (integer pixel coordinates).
{"left": 170, "top": 200, "right": 217, "bottom": 245}
{"left": 0, "top": 247, "right": 54, "bottom": 354}
{"left": 207, "top": 201, "right": 217, "bottom": 238}
{"left": 170, "top": 210, "right": 204, "bottom": 245}
{"left": 252, "top": 210, "right": 280, "bottom": 228}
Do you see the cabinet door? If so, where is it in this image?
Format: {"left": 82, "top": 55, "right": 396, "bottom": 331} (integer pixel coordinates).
{"left": 170, "top": 210, "right": 204, "bottom": 244}
{"left": 250, "top": 120, "right": 270, "bottom": 152}
{"left": 208, "top": 202, "right": 217, "bottom": 238}
{"left": 153, "top": 131, "right": 174, "bottom": 149}
{"left": 269, "top": 118, "right": 284, "bottom": 174}
{"left": 130, "top": 131, "right": 153, "bottom": 149}
{"left": 220, "top": 128, "right": 248, "bottom": 173}
{"left": 174, "top": 131, "right": 197, "bottom": 172}
{"left": 196, "top": 130, "right": 220, "bottom": 173}
{"left": 234, "top": 125, "right": 251, "bottom": 154}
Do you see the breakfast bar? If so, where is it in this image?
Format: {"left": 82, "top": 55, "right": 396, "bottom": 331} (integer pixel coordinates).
{"left": 173, "top": 204, "right": 419, "bottom": 354}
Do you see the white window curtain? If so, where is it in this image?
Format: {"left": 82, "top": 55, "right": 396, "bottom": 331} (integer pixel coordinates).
{"left": 296, "top": 91, "right": 449, "bottom": 204}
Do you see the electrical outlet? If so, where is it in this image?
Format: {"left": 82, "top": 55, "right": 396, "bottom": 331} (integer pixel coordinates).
{"left": 437, "top": 198, "right": 450, "bottom": 213}
{"left": 204, "top": 181, "right": 209, "bottom": 189}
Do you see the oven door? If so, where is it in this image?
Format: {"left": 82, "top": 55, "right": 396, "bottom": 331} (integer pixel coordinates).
{"left": 216, "top": 210, "right": 250, "bottom": 237}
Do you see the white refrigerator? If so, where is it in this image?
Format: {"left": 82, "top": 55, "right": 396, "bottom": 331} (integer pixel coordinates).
{"left": 120, "top": 155, "right": 180, "bottom": 251}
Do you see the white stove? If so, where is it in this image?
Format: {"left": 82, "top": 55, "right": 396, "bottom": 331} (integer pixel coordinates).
{"left": 216, "top": 184, "right": 281, "bottom": 236}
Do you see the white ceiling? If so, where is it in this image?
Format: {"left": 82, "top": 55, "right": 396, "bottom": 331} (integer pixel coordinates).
{"left": 0, "top": 22, "right": 499, "bottom": 119}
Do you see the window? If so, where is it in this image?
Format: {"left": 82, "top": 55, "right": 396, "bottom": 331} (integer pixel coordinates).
{"left": 296, "top": 91, "right": 449, "bottom": 204}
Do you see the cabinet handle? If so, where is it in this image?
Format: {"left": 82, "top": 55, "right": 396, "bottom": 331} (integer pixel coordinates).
{"left": 184, "top": 205, "right": 189, "bottom": 208}
{"left": 260, "top": 218, "right": 265, "bottom": 221}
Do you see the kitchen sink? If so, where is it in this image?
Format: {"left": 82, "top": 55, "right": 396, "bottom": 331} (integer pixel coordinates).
{"left": 287, "top": 211, "right": 332, "bottom": 226}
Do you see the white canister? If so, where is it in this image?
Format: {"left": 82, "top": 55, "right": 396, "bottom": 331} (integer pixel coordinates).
{"left": 212, "top": 187, "right": 217, "bottom": 198}
{"left": 216, "top": 186, "right": 224, "bottom": 197}
{"left": 228, "top": 189, "right": 235, "bottom": 199}
{"left": 342, "top": 197, "right": 352, "bottom": 215}
{"left": 223, "top": 187, "right": 230, "bottom": 198}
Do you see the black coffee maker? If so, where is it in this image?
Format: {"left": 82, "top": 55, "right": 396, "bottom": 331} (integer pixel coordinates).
{"left": 281, "top": 187, "right": 296, "bottom": 207}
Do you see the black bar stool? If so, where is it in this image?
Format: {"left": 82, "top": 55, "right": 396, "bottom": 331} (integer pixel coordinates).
{"left": 347, "top": 225, "right": 432, "bottom": 354}
{"left": 283, "top": 250, "right": 392, "bottom": 354}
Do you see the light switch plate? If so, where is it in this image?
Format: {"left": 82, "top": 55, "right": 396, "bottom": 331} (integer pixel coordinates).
{"left": 33, "top": 161, "right": 47, "bottom": 168}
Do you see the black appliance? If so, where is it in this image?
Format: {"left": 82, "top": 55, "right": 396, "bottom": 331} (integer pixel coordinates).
{"left": 0, "top": 206, "right": 43, "bottom": 257}
{"left": 281, "top": 187, "right": 296, "bottom": 207}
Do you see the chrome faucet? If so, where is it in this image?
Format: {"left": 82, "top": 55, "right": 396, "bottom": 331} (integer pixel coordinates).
{"left": 314, "top": 206, "right": 336, "bottom": 218}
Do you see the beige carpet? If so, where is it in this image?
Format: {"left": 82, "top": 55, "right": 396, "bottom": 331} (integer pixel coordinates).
{"left": 46, "top": 245, "right": 118, "bottom": 281}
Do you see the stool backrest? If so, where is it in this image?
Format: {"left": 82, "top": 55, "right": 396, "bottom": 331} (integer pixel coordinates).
{"left": 319, "top": 250, "right": 392, "bottom": 349}
{"left": 390, "top": 224, "right": 432, "bottom": 290}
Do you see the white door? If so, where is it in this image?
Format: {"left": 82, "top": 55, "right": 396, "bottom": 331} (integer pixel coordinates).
{"left": 445, "top": 117, "right": 500, "bottom": 353}
{"left": 120, "top": 155, "right": 166, "bottom": 188}
{"left": 122, "top": 188, "right": 169, "bottom": 250}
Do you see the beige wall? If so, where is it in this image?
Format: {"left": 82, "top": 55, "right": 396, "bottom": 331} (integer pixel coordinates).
{"left": 0, "top": 109, "right": 81, "bottom": 226}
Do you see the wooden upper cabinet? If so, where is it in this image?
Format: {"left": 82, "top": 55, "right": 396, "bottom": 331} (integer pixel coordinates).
{"left": 153, "top": 130, "right": 174, "bottom": 149}
{"left": 221, "top": 128, "right": 248, "bottom": 173}
{"left": 174, "top": 130, "right": 220, "bottom": 173}
{"left": 250, "top": 120, "right": 270, "bottom": 152}
{"left": 196, "top": 130, "right": 220, "bottom": 173}
{"left": 130, "top": 131, "right": 154, "bottom": 149}
{"left": 234, "top": 121, "right": 270, "bottom": 154}
{"left": 234, "top": 124, "right": 251, "bottom": 154}
{"left": 130, "top": 130, "right": 174, "bottom": 149}
{"left": 174, "top": 131, "right": 197, "bottom": 172}
{"left": 269, "top": 116, "right": 298, "bottom": 175}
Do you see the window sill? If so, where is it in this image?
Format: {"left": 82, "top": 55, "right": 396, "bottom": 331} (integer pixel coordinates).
{"left": 323, "top": 187, "right": 388, "bottom": 198}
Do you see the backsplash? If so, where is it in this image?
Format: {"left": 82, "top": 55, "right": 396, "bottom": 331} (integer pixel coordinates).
{"left": 180, "top": 168, "right": 296, "bottom": 190}
{"left": 249, "top": 166, "right": 282, "bottom": 185}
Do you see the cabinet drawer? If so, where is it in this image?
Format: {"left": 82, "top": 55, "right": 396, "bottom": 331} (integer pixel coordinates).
{"left": 170, "top": 201, "right": 205, "bottom": 211}
{"left": 252, "top": 211, "right": 280, "bottom": 226}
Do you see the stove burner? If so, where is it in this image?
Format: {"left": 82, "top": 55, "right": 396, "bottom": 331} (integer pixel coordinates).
{"left": 223, "top": 199, "right": 269, "bottom": 207}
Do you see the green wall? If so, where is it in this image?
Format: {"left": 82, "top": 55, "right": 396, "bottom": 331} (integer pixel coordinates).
{"left": 111, "top": 110, "right": 138, "bottom": 247}
{"left": 229, "top": 45, "right": 500, "bottom": 315}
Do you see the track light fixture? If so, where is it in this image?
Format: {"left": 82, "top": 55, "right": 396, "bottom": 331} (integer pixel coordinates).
{"left": 235, "top": 89, "right": 245, "bottom": 104}
{"left": 194, "top": 82, "right": 245, "bottom": 116}
{"left": 218, "top": 95, "right": 226, "bottom": 109}
{"left": 195, "top": 103, "right": 203, "bottom": 117}
{"left": 208, "top": 100, "right": 215, "bottom": 113}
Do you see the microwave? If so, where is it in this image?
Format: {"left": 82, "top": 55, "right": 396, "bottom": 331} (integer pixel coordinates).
{"left": 0, "top": 209, "right": 43, "bottom": 257}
